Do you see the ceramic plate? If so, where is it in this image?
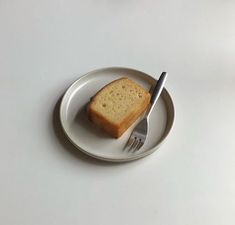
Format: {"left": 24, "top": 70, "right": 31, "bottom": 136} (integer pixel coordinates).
{"left": 60, "top": 67, "right": 175, "bottom": 162}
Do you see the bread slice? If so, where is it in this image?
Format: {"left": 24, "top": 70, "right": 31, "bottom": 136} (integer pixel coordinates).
{"left": 87, "top": 77, "right": 151, "bottom": 138}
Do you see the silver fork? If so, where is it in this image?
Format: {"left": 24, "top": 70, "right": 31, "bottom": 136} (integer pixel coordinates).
{"left": 124, "top": 72, "right": 168, "bottom": 152}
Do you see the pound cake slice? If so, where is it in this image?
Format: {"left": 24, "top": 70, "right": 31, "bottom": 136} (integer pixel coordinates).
{"left": 87, "top": 77, "right": 151, "bottom": 138}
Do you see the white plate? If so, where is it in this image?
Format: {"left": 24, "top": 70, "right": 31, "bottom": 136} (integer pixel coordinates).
{"left": 60, "top": 67, "right": 175, "bottom": 162}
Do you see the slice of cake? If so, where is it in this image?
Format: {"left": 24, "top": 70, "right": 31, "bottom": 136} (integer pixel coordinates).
{"left": 87, "top": 77, "right": 151, "bottom": 138}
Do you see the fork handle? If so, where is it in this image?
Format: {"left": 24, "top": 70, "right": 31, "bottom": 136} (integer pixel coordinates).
{"left": 146, "top": 72, "right": 168, "bottom": 119}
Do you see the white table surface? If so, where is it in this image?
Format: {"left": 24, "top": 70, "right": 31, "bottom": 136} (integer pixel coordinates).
{"left": 1, "top": 1, "right": 235, "bottom": 224}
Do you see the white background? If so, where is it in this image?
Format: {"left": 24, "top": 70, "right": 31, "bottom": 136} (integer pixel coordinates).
{"left": 0, "top": 0, "right": 235, "bottom": 224}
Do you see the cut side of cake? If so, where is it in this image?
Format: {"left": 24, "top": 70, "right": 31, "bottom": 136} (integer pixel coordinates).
{"left": 87, "top": 77, "right": 151, "bottom": 138}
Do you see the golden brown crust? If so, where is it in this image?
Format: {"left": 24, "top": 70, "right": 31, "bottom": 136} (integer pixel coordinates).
{"left": 87, "top": 108, "right": 119, "bottom": 137}
{"left": 87, "top": 77, "right": 150, "bottom": 138}
{"left": 115, "top": 94, "right": 150, "bottom": 137}
{"left": 90, "top": 77, "right": 128, "bottom": 103}
{"left": 87, "top": 100, "right": 150, "bottom": 138}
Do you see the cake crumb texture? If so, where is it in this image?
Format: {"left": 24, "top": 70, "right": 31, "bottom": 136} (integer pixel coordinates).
{"left": 87, "top": 77, "right": 150, "bottom": 138}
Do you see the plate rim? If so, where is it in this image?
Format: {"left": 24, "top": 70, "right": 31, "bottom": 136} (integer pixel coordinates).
{"left": 59, "top": 66, "right": 175, "bottom": 162}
